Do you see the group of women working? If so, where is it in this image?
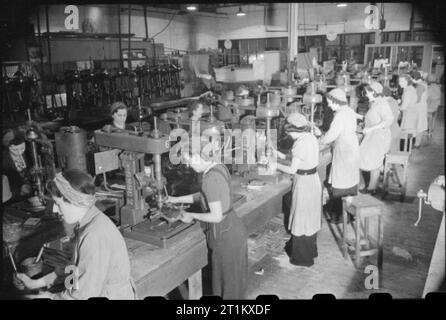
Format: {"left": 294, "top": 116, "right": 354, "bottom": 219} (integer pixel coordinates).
{"left": 12, "top": 71, "right": 442, "bottom": 299}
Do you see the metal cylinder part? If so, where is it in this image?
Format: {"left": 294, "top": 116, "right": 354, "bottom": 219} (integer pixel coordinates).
{"left": 55, "top": 126, "right": 88, "bottom": 172}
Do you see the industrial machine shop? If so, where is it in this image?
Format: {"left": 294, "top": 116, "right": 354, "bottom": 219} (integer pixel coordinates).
{"left": 1, "top": 2, "right": 444, "bottom": 300}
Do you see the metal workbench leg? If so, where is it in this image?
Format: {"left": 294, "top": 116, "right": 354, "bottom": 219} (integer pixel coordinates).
{"left": 188, "top": 269, "right": 203, "bottom": 300}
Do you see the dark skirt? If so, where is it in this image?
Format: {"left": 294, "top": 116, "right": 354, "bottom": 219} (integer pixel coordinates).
{"left": 207, "top": 211, "right": 248, "bottom": 299}
{"left": 285, "top": 233, "right": 318, "bottom": 267}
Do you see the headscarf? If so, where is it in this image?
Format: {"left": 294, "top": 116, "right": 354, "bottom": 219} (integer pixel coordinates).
{"left": 370, "top": 82, "right": 383, "bottom": 95}
{"left": 110, "top": 101, "right": 127, "bottom": 116}
{"left": 285, "top": 112, "right": 311, "bottom": 133}
{"left": 326, "top": 88, "right": 348, "bottom": 105}
{"left": 54, "top": 172, "right": 96, "bottom": 208}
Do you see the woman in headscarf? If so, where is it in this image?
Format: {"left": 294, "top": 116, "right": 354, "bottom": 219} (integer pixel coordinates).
{"left": 272, "top": 113, "right": 322, "bottom": 267}
{"left": 320, "top": 88, "right": 360, "bottom": 224}
{"left": 426, "top": 74, "right": 442, "bottom": 138}
{"left": 398, "top": 74, "right": 419, "bottom": 147}
{"left": 15, "top": 169, "right": 136, "bottom": 300}
{"left": 166, "top": 145, "right": 248, "bottom": 299}
{"left": 409, "top": 71, "right": 428, "bottom": 148}
{"left": 383, "top": 86, "right": 402, "bottom": 152}
{"left": 358, "top": 82, "right": 394, "bottom": 194}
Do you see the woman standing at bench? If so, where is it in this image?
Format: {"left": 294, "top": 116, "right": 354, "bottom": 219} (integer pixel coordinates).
{"left": 167, "top": 146, "right": 248, "bottom": 299}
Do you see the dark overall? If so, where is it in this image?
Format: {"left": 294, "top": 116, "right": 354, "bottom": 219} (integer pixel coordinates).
{"left": 200, "top": 164, "right": 248, "bottom": 299}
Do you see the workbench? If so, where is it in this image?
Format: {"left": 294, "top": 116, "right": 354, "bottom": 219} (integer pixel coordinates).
{"left": 125, "top": 223, "right": 207, "bottom": 299}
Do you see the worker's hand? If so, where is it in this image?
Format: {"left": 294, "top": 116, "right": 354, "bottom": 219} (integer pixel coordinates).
{"left": 180, "top": 212, "right": 194, "bottom": 224}
{"left": 15, "top": 273, "right": 40, "bottom": 290}
{"left": 313, "top": 127, "right": 322, "bottom": 137}
{"left": 20, "top": 184, "right": 32, "bottom": 196}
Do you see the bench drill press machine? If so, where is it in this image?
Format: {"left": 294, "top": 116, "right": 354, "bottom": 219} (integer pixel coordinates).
{"left": 94, "top": 118, "right": 198, "bottom": 248}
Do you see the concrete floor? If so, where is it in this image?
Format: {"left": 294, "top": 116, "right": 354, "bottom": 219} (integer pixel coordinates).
{"left": 245, "top": 107, "right": 445, "bottom": 299}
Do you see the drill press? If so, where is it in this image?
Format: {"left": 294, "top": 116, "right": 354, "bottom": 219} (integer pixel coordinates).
{"left": 94, "top": 117, "right": 198, "bottom": 248}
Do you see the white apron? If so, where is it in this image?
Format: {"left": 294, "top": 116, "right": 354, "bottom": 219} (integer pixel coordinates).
{"left": 400, "top": 86, "right": 418, "bottom": 132}
{"left": 415, "top": 82, "right": 428, "bottom": 134}
{"left": 360, "top": 97, "right": 393, "bottom": 171}
{"left": 321, "top": 106, "right": 360, "bottom": 189}
{"left": 288, "top": 134, "right": 322, "bottom": 236}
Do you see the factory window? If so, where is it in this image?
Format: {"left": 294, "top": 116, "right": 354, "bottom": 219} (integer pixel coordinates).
{"left": 395, "top": 45, "right": 424, "bottom": 67}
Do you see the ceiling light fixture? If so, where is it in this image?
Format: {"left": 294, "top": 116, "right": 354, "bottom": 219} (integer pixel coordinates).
{"left": 337, "top": 3, "right": 348, "bottom": 8}
{"left": 236, "top": 6, "right": 246, "bottom": 17}
{"left": 186, "top": 5, "right": 197, "bottom": 11}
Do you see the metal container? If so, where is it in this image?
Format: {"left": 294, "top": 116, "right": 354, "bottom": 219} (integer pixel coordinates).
{"left": 269, "top": 91, "right": 282, "bottom": 108}
{"left": 282, "top": 85, "right": 298, "bottom": 103}
{"left": 55, "top": 126, "right": 88, "bottom": 172}
{"left": 20, "top": 257, "right": 43, "bottom": 278}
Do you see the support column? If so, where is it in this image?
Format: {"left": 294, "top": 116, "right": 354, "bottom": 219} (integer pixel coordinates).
{"left": 288, "top": 3, "right": 299, "bottom": 83}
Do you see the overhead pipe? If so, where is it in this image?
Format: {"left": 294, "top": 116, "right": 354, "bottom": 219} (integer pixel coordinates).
{"left": 36, "top": 7, "right": 45, "bottom": 88}
{"left": 128, "top": 3, "right": 131, "bottom": 69}
{"left": 143, "top": 5, "right": 149, "bottom": 40}
{"left": 45, "top": 5, "right": 52, "bottom": 82}
{"left": 117, "top": 4, "right": 123, "bottom": 69}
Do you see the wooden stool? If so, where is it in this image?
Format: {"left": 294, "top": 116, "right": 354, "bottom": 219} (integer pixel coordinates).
{"left": 342, "top": 194, "right": 384, "bottom": 271}
{"left": 400, "top": 130, "right": 416, "bottom": 153}
{"left": 382, "top": 151, "right": 410, "bottom": 202}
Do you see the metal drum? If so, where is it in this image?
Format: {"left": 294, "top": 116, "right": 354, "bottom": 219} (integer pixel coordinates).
{"left": 55, "top": 126, "right": 88, "bottom": 172}
{"left": 282, "top": 85, "right": 298, "bottom": 103}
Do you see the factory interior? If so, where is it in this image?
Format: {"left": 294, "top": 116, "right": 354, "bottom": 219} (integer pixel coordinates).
{"left": 1, "top": 2, "right": 445, "bottom": 300}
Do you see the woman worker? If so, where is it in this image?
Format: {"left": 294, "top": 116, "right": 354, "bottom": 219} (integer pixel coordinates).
{"left": 166, "top": 145, "right": 248, "bottom": 299}
{"left": 15, "top": 169, "right": 136, "bottom": 299}
{"left": 426, "top": 74, "right": 442, "bottom": 138}
{"left": 398, "top": 74, "right": 418, "bottom": 150}
{"left": 109, "top": 101, "right": 129, "bottom": 130}
{"left": 272, "top": 113, "right": 322, "bottom": 267}
{"left": 358, "top": 82, "right": 394, "bottom": 194}
{"left": 2, "top": 129, "right": 32, "bottom": 202}
{"left": 320, "top": 88, "right": 360, "bottom": 224}
{"left": 383, "top": 86, "right": 402, "bottom": 152}
{"left": 409, "top": 71, "right": 428, "bottom": 148}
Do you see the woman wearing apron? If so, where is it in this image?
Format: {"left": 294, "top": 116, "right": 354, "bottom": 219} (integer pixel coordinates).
{"left": 398, "top": 74, "right": 418, "bottom": 149}
{"left": 272, "top": 113, "right": 322, "bottom": 267}
{"left": 383, "top": 86, "right": 402, "bottom": 152}
{"left": 409, "top": 71, "right": 428, "bottom": 148}
{"left": 320, "top": 88, "right": 360, "bottom": 224}
{"left": 359, "top": 82, "right": 394, "bottom": 193}
{"left": 427, "top": 74, "right": 441, "bottom": 138}
{"left": 167, "top": 150, "right": 248, "bottom": 299}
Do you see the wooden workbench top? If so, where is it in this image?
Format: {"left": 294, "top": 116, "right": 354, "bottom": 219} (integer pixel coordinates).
{"left": 125, "top": 223, "right": 206, "bottom": 284}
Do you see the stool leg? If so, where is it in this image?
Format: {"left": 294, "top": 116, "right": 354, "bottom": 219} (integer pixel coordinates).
{"left": 378, "top": 215, "right": 383, "bottom": 286}
{"left": 364, "top": 217, "right": 370, "bottom": 247}
{"left": 401, "top": 162, "right": 408, "bottom": 202}
{"left": 355, "top": 214, "right": 361, "bottom": 268}
{"left": 342, "top": 204, "right": 348, "bottom": 259}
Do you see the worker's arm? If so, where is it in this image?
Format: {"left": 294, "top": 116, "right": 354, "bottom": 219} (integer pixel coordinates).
{"left": 270, "top": 146, "right": 286, "bottom": 160}
{"left": 181, "top": 201, "right": 224, "bottom": 224}
{"left": 320, "top": 112, "right": 343, "bottom": 145}
{"left": 354, "top": 112, "right": 364, "bottom": 120}
{"left": 167, "top": 192, "right": 201, "bottom": 204}
{"left": 276, "top": 156, "right": 302, "bottom": 175}
{"left": 15, "top": 271, "right": 57, "bottom": 290}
